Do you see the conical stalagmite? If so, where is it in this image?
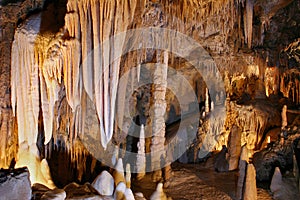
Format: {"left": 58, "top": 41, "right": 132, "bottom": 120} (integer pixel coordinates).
{"left": 136, "top": 124, "right": 146, "bottom": 180}
{"left": 150, "top": 183, "right": 168, "bottom": 200}
{"left": 228, "top": 126, "right": 242, "bottom": 170}
{"left": 114, "top": 182, "right": 126, "bottom": 200}
{"left": 125, "top": 163, "right": 131, "bottom": 188}
{"left": 243, "top": 164, "right": 257, "bottom": 200}
{"left": 113, "top": 158, "right": 125, "bottom": 187}
{"left": 270, "top": 167, "right": 282, "bottom": 195}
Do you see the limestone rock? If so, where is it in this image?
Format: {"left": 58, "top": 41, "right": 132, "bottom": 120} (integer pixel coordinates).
{"left": 243, "top": 164, "right": 257, "bottom": 200}
{"left": 41, "top": 188, "right": 66, "bottom": 200}
{"left": 0, "top": 167, "right": 32, "bottom": 200}
{"left": 92, "top": 170, "right": 114, "bottom": 196}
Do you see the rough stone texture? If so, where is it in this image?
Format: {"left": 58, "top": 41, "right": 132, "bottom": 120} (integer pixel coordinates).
{"left": 0, "top": 167, "right": 32, "bottom": 200}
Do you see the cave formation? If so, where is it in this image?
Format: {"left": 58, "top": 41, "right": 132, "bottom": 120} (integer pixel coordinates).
{"left": 0, "top": 0, "right": 300, "bottom": 199}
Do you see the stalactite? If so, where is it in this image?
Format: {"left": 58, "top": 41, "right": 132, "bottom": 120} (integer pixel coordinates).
{"left": 11, "top": 14, "right": 41, "bottom": 147}
{"left": 280, "top": 69, "right": 300, "bottom": 105}
{"left": 62, "top": 39, "right": 82, "bottom": 111}
{"left": 264, "top": 67, "right": 278, "bottom": 97}
{"left": 244, "top": 0, "right": 253, "bottom": 48}
{"left": 59, "top": 0, "right": 137, "bottom": 149}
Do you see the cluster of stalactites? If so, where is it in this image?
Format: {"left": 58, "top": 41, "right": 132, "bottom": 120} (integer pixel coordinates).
{"left": 11, "top": 0, "right": 137, "bottom": 150}
{"left": 280, "top": 69, "right": 300, "bottom": 105}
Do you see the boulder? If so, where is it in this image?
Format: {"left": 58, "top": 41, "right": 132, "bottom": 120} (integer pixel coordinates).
{"left": 0, "top": 167, "right": 32, "bottom": 200}
{"left": 92, "top": 170, "right": 114, "bottom": 196}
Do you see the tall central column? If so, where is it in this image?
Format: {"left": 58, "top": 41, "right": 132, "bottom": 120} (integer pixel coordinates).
{"left": 150, "top": 50, "right": 168, "bottom": 182}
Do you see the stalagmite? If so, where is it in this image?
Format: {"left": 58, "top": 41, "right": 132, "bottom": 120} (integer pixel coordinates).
{"left": 114, "top": 182, "right": 126, "bottom": 200}
{"left": 136, "top": 124, "right": 146, "bottom": 180}
{"left": 125, "top": 163, "right": 131, "bottom": 188}
{"left": 243, "top": 164, "right": 257, "bottom": 200}
{"left": 112, "top": 146, "right": 119, "bottom": 167}
{"left": 228, "top": 126, "right": 242, "bottom": 171}
{"left": 150, "top": 51, "right": 168, "bottom": 181}
{"left": 211, "top": 101, "right": 214, "bottom": 111}
{"left": 281, "top": 105, "right": 287, "bottom": 129}
{"left": 205, "top": 88, "right": 209, "bottom": 113}
{"left": 125, "top": 188, "right": 135, "bottom": 200}
{"left": 113, "top": 158, "right": 125, "bottom": 186}
{"left": 137, "top": 63, "right": 141, "bottom": 83}
{"left": 270, "top": 167, "right": 282, "bottom": 193}
{"left": 150, "top": 183, "right": 168, "bottom": 200}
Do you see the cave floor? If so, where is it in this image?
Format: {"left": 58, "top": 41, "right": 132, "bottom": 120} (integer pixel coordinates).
{"left": 132, "top": 161, "right": 273, "bottom": 200}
